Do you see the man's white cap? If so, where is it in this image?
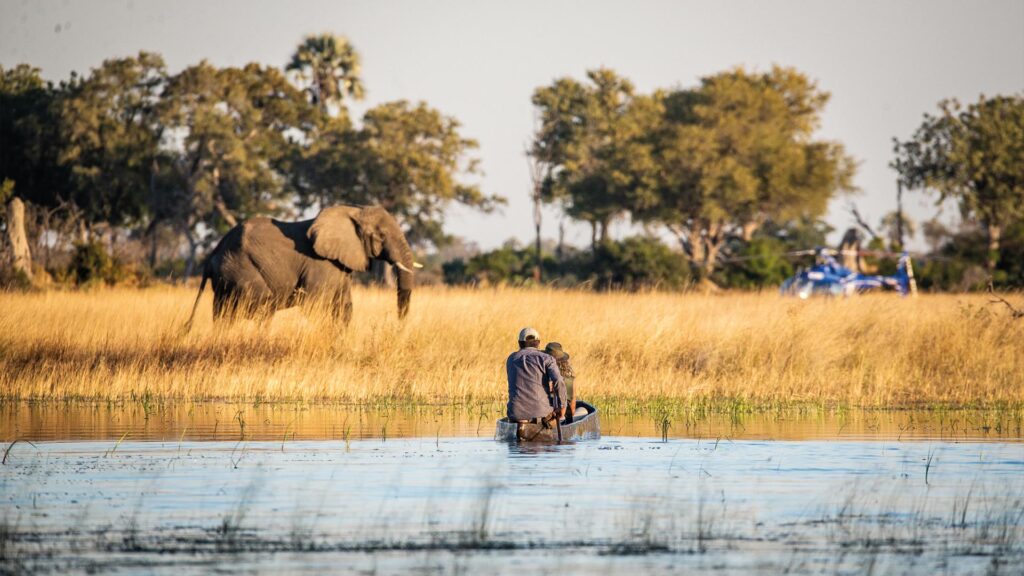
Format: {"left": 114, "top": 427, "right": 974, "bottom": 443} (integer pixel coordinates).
{"left": 518, "top": 327, "right": 540, "bottom": 341}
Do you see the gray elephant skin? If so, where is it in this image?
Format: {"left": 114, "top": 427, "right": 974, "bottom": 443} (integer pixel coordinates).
{"left": 186, "top": 205, "right": 416, "bottom": 327}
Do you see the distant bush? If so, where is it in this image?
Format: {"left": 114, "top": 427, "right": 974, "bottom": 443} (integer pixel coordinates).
{"left": 580, "top": 236, "right": 691, "bottom": 291}
{"left": 912, "top": 222, "right": 1024, "bottom": 291}
{"left": 0, "top": 265, "right": 33, "bottom": 291}
{"left": 69, "top": 241, "right": 132, "bottom": 287}
{"left": 442, "top": 237, "right": 691, "bottom": 291}
{"left": 717, "top": 237, "right": 793, "bottom": 289}
{"left": 443, "top": 244, "right": 559, "bottom": 286}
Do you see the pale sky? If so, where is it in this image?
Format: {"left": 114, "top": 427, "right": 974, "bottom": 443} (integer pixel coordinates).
{"left": 2, "top": 0, "right": 1022, "bottom": 251}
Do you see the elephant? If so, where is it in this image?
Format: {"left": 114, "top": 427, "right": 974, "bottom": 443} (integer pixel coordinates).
{"left": 186, "top": 204, "right": 416, "bottom": 329}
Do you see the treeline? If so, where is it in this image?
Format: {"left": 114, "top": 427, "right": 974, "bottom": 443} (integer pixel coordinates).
{"left": 2, "top": 36, "right": 1022, "bottom": 292}
{"left": 446, "top": 69, "right": 1024, "bottom": 290}
{"left": 0, "top": 35, "right": 498, "bottom": 287}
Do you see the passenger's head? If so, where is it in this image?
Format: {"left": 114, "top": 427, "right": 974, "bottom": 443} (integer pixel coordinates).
{"left": 517, "top": 327, "right": 541, "bottom": 349}
{"left": 544, "top": 342, "right": 565, "bottom": 359}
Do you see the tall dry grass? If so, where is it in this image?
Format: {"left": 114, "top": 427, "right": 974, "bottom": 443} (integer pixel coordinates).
{"left": 0, "top": 286, "right": 1022, "bottom": 408}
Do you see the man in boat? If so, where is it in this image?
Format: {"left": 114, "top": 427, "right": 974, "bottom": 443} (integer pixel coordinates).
{"left": 544, "top": 342, "right": 586, "bottom": 422}
{"left": 506, "top": 327, "right": 566, "bottom": 431}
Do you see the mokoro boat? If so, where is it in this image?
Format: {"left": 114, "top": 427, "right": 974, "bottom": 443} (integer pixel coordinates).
{"left": 495, "top": 401, "right": 600, "bottom": 443}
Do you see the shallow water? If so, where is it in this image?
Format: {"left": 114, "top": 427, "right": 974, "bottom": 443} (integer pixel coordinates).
{"left": 4, "top": 401, "right": 1023, "bottom": 442}
{"left": 3, "top": 436, "right": 1023, "bottom": 574}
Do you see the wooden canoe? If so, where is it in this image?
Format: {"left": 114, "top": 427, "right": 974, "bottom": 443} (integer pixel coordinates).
{"left": 494, "top": 401, "right": 600, "bottom": 443}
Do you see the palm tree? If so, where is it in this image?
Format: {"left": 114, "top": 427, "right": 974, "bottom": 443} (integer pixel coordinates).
{"left": 287, "top": 34, "right": 365, "bottom": 115}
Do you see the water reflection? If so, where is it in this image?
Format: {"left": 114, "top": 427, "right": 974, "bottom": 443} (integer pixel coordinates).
{"left": 2, "top": 401, "right": 1021, "bottom": 441}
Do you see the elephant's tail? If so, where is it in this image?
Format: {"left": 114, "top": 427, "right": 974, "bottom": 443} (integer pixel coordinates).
{"left": 183, "top": 268, "right": 210, "bottom": 333}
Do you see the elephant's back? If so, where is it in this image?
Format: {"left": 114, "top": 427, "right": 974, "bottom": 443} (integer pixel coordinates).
{"left": 211, "top": 218, "right": 306, "bottom": 291}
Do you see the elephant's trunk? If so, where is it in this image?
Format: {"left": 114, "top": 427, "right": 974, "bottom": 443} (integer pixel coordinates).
{"left": 385, "top": 234, "right": 415, "bottom": 319}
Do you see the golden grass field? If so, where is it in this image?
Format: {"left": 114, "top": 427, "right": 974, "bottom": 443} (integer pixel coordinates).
{"left": 1, "top": 285, "right": 1022, "bottom": 409}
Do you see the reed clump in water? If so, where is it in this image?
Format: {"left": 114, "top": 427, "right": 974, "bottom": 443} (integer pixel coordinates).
{"left": 0, "top": 286, "right": 1021, "bottom": 409}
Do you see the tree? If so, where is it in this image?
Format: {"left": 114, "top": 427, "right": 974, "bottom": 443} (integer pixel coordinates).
{"left": 921, "top": 217, "right": 950, "bottom": 253}
{"left": 59, "top": 52, "right": 167, "bottom": 238}
{"left": 646, "top": 67, "right": 856, "bottom": 280}
{"left": 531, "top": 69, "right": 660, "bottom": 248}
{"left": 0, "top": 64, "right": 66, "bottom": 211}
{"left": 157, "top": 61, "right": 318, "bottom": 276}
{"left": 526, "top": 143, "right": 551, "bottom": 282}
{"left": 895, "top": 95, "right": 1024, "bottom": 274}
{"left": 879, "top": 211, "right": 916, "bottom": 252}
{"left": 320, "top": 100, "right": 502, "bottom": 249}
{"left": 287, "top": 34, "right": 364, "bottom": 115}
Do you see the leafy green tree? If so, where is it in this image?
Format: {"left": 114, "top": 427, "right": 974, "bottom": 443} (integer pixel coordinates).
{"left": 290, "top": 115, "right": 353, "bottom": 211}
{"left": 531, "top": 69, "right": 660, "bottom": 247}
{"left": 0, "top": 64, "right": 66, "bottom": 210}
{"left": 59, "top": 52, "right": 167, "bottom": 235}
{"left": 647, "top": 66, "right": 856, "bottom": 280}
{"left": 287, "top": 34, "right": 364, "bottom": 115}
{"left": 157, "top": 61, "right": 318, "bottom": 275}
{"left": 320, "top": 100, "right": 502, "bottom": 248}
{"left": 895, "top": 95, "right": 1024, "bottom": 274}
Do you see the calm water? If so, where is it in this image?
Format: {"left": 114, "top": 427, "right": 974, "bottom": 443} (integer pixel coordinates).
{"left": 2, "top": 403, "right": 1023, "bottom": 574}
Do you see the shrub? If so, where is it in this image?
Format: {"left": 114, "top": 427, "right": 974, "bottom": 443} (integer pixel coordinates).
{"left": 0, "top": 266, "right": 32, "bottom": 291}
{"left": 69, "top": 241, "right": 129, "bottom": 287}
{"left": 717, "top": 237, "right": 793, "bottom": 288}
{"left": 577, "top": 236, "right": 691, "bottom": 291}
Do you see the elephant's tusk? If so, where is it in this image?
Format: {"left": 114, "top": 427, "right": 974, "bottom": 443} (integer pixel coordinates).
{"left": 395, "top": 262, "right": 414, "bottom": 273}
{"left": 413, "top": 262, "right": 423, "bottom": 269}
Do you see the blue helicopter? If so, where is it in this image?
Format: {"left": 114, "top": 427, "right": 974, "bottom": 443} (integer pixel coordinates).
{"left": 779, "top": 248, "right": 917, "bottom": 299}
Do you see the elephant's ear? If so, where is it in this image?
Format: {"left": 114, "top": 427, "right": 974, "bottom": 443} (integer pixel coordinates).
{"left": 308, "top": 207, "right": 370, "bottom": 271}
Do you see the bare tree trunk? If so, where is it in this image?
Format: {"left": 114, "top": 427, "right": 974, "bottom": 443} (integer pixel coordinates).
{"left": 146, "top": 220, "right": 160, "bottom": 270}
{"left": 183, "top": 227, "right": 198, "bottom": 282}
{"left": 703, "top": 240, "right": 722, "bottom": 278}
{"left": 703, "top": 220, "right": 725, "bottom": 278}
{"left": 533, "top": 219, "right": 542, "bottom": 283}
{"left": 557, "top": 220, "right": 565, "bottom": 262}
{"left": 527, "top": 149, "right": 547, "bottom": 283}
{"left": 6, "top": 197, "right": 33, "bottom": 281}
{"left": 213, "top": 198, "right": 238, "bottom": 228}
{"left": 895, "top": 176, "right": 905, "bottom": 251}
{"left": 987, "top": 222, "right": 1001, "bottom": 275}
{"left": 532, "top": 199, "right": 541, "bottom": 282}
{"left": 688, "top": 227, "right": 705, "bottom": 279}
{"left": 597, "top": 218, "right": 610, "bottom": 246}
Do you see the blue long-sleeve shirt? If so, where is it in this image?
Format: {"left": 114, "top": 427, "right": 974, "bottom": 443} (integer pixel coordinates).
{"left": 506, "top": 347, "right": 566, "bottom": 420}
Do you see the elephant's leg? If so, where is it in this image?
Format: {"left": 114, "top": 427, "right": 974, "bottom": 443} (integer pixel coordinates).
{"left": 340, "top": 281, "right": 353, "bottom": 326}
{"left": 214, "top": 282, "right": 275, "bottom": 324}
{"left": 320, "top": 280, "right": 353, "bottom": 326}
{"left": 212, "top": 288, "right": 240, "bottom": 324}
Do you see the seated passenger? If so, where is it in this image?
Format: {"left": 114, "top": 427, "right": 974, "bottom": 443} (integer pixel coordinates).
{"left": 545, "top": 342, "right": 588, "bottom": 422}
